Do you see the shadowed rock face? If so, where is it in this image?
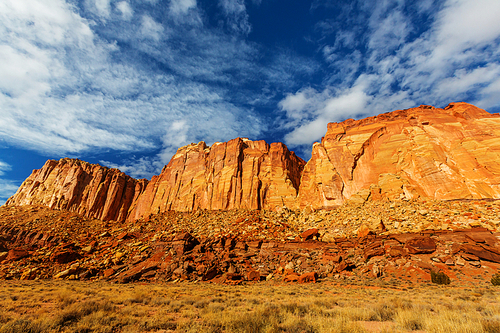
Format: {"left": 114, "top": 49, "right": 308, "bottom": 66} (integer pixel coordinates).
{"left": 298, "top": 102, "right": 500, "bottom": 209}
{"left": 7, "top": 102, "right": 500, "bottom": 220}
{"left": 6, "top": 139, "right": 305, "bottom": 222}
{"left": 5, "top": 159, "right": 148, "bottom": 222}
{"left": 127, "top": 138, "right": 306, "bottom": 221}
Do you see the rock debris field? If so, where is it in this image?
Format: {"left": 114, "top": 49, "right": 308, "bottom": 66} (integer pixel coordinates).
{"left": 1, "top": 198, "right": 500, "bottom": 287}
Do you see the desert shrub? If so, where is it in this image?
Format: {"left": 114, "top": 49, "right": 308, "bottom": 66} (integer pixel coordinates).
{"left": 431, "top": 271, "right": 451, "bottom": 285}
{"left": 281, "top": 302, "right": 310, "bottom": 317}
{"left": 0, "top": 319, "right": 45, "bottom": 333}
{"left": 57, "top": 289, "right": 77, "bottom": 307}
{"left": 491, "top": 273, "right": 500, "bottom": 286}
{"left": 395, "top": 309, "right": 424, "bottom": 331}
{"left": 279, "top": 318, "right": 316, "bottom": 333}
{"left": 483, "top": 319, "right": 500, "bottom": 333}
{"left": 0, "top": 314, "right": 11, "bottom": 325}
{"left": 53, "top": 300, "right": 115, "bottom": 328}
{"left": 370, "top": 303, "right": 396, "bottom": 321}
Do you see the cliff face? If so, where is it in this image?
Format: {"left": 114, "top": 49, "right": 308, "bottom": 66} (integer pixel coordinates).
{"left": 127, "top": 138, "right": 305, "bottom": 220}
{"left": 298, "top": 102, "right": 500, "bottom": 209}
{"left": 7, "top": 102, "right": 500, "bottom": 220}
{"left": 5, "top": 159, "right": 148, "bottom": 222}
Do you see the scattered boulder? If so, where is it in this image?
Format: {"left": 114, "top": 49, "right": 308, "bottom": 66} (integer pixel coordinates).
{"left": 5, "top": 249, "right": 29, "bottom": 262}
{"left": 50, "top": 250, "right": 82, "bottom": 264}
{"left": 405, "top": 237, "right": 436, "bottom": 254}
{"left": 299, "top": 272, "right": 318, "bottom": 283}
{"left": 300, "top": 229, "right": 319, "bottom": 241}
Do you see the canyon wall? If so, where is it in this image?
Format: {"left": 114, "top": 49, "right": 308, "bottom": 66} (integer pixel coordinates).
{"left": 6, "top": 102, "right": 500, "bottom": 220}
{"left": 5, "top": 158, "right": 148, "bottom": 222}
{"left": 127, "top": 138, "right": 306, "bottom": 220}
{"left": 298, "top": 102, "right": 500, "bottom": 209}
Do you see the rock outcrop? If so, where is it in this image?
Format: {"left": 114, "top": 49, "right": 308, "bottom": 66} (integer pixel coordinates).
{"left": 5, "top": 159, "right": 148, "bottom": 222}
{"left": 6, "top": 139, "right": 305, "bottom": 222}
{"left": 128, "top": 138, "right": 305, "bottom": 220}
{"left": 6, "top": 102, "right": 500, "bottom": 219}
{"left": 298, "top": 102, "right": 500, "bottom": 209}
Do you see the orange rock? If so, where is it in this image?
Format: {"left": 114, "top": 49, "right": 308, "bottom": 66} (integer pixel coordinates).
{"left": 300, "top": 228, "right": 319, "bottom": 241}
{"left": 7, "top": 103, "right": 500, "bottom": 221}
{"left": 298, "top": 272, "right": 318, "bottom": 283}
{"left": 128, "top": 138, "right": 305, "bottom": 220}
{"left": 5, "top": 249, "right": 29, "bottom": 262}
{"left": 283, "top": 273, "right": 300, "bottom": 282}
{"left": 5, "top": 158, "right": 147, "bottom": 222}
{"left": 298, "top": 102, "right": 500, "bottom": 209}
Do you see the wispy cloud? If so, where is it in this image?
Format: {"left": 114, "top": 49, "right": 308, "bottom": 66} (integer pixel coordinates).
{"left": 116, "top": 1, "right": 134, "bottom": 20}
{"left": 0, "top": 161, "right": 19, "bottom": 205}
{"left": 280, "top": 0, "right": 500, "bottom": 153}
{"left": 218, "top": 0, "right": 252, "bottom": 35}
{"left": 0, "top": 0, "right": 275, "bottom": 178}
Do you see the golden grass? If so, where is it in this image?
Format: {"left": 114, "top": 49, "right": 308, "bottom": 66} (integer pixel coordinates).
{"left": 0, "top": 280, "right": 499, "bottom": 333}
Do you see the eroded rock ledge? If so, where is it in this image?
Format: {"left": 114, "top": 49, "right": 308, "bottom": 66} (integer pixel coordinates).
{"left": 6, "top": 102, "right": 500, "bottom": 222}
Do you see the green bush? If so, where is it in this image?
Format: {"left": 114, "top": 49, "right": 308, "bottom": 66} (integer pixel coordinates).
{"left": 431, "top": 271, "right": 450, "bottom": 285}
{"left": 491, "top": 273, "right": 500, "bottom": 286}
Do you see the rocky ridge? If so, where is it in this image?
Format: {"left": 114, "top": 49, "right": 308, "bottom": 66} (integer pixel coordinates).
{"left": 1, "top": 200, "right": 499, "bottom": 286}
{"left": 299, "top": 102, "right": 500, "bottom": 209}
{"left": 6, "top": 102, "right": 500, "bottom": 223}
{"left": 5, "top": 159, "right": 147, "bottom": 222}
{"left": 3, "top": 102, "right": 500, "bottom": 286}
{"left": 127, "top": 138, "right": 305, "bottom": 221}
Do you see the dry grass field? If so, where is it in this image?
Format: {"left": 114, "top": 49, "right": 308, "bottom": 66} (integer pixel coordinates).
{"left": 1, "top": 280, "right": 500, "bottom": 333}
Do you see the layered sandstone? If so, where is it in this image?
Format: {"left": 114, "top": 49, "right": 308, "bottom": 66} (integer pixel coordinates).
{"left": 299, "top": 102, "right": 500, "bottom": 209}
{"left": 5, "top": 159, "right": 148, "bottom": 222}
{"left": 127, "top": 138, "right": 305, "bottom": 220}
{"left": 7, "top": 102, "right": 500, "bottom": 220}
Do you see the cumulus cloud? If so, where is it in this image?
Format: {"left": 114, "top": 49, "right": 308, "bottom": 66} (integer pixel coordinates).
{"left": 116, "top": 1, "right": 133, "bottom": 20}
{"left": 281, "top": 77, "right": 372, "bottom": 146}
{"left": 281, "top": 0, "right": 500, "bottom": 152}
{"left": 0, "top": 0, "right": 270, "bottom": 179}
{"left": 86, "top": 0, "right": 111, "bottom": 18}
{"left": 140, "top": 15, "right": 164, "bottom": 41}
{"left": 169, "top": 0, "right": 197, "bottom": 15}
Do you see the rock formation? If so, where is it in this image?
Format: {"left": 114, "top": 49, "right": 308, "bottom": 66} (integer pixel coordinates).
{"left": 127, "top": 138, "right": 305, "bottom": 221}
{"left": 298, "top": 102, "right": 500, "bottom": 209}
{"left": 5, "top": 159, "right": 148, "bottom": 222}
{"left": 6, "top": 102, "right": 500, "bottom": 219}
{"left": 6, "top": 139, "right": 305, "bottom": 222}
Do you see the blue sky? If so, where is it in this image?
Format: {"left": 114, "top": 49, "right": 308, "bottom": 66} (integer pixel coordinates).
{"left": 1, "top": 0, "right": 500, "bottom": 204}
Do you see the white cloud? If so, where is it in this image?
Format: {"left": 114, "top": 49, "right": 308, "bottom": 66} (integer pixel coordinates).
{"left": 0, "top": 161, "right": 18, "bottom": 205}
{"left": 0, "top": 161, "right": 12, "bottom": 176}
{"left": 116, "top": 1, "right": 133, "bottom": 20}
{"left": 86, "top": 0, "right": 111, "bottom": 18}
{"left": 281, "top": 78, "right": 372, "bottom": 146}
{"left": 0, "top": 0, "right": 266, "bottom": 179}
{"left": 281, "top": 0, "right": 500, "bottom": 152}
{"left": 218, "top": 0, "right": 251, "bottom": 35}
{"left": 0, "top": 179, "right": 19, "bottom": 206}
{"left": 169, "top": 0, "right": 197, "bottom": 15}
{"left": 140, "top": 15, "right": 164, "bottom": 41}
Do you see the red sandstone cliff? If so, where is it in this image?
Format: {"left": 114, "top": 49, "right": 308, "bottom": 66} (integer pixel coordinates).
{"left": 127, "top": 138, "right": 306, "bottom": 220}
{"left": 5, "top": 159, "right": 148, "bottom": 222}
{"left": 5, "top": 139, "right": 305, "bottom": 221}
{"left": 298, "top": 102, "right": 500, "bottom": 209}
{"left": 6, "top": 102, "right": 500, "bottom": 220}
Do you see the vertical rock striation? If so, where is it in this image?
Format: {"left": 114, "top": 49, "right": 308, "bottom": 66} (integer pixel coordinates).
{"left": 5, "top": 159, "right": 148, "bottom": 222}
{"left": 7, "top": 102, "right": 500, "bottom": 221}
{"left": 298, "top": 102, "right": 500, "bottom": 209}
{"left": 127, "top": 138, "right": 305, "bottom": 220}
